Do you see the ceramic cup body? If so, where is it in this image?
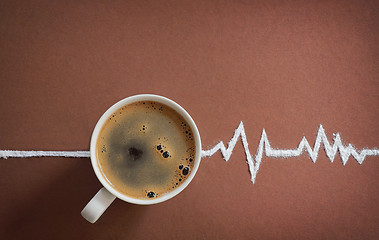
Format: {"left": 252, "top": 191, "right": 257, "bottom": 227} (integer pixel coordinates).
{"left": 90, "top": 94, "right": 202, "bottom": 205}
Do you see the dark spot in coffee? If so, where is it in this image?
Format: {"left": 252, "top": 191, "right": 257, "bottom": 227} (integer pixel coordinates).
{"left": 189, "top": 158, "right": 193, "bottom": 162}
{"left": 163, "top": 151, "right": 170, "bottom": 158}
{"left": 128, "top": 147, "right": 143, "bottom": 161}
{"left": 179, "top": 164, "right": 183, "bottom": 170}
{"left": 160, "top": 150, "right": 163, "bottom": 153}
{"left": 182, "top": 167, "right": 189, "bottom": 175}
{"left": 147, "top": 191, "right": 155, "bottom": 198}
{"left": 157, "top": 145, "right": 162, "bottom": 150}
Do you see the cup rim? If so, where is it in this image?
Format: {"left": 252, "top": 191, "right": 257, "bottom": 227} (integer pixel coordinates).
{"left": 90, "top": 94, "right": 202, "bottom": 205}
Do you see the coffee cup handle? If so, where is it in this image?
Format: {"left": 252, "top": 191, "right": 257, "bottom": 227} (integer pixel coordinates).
{"left": 81, "top": 187, "right": 116, "bottom": 223}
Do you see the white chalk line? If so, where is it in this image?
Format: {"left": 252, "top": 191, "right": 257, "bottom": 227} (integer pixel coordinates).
{"left": 201, "top": 122, "right": 379, "bottom": 183}
{"left": 0, "top": 150, "right": 90, "bottom": 159}
{"left": 1, "top": 122, "right": 378, "bottom": 183}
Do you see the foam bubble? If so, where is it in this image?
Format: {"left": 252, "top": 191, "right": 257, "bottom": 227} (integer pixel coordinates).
{"left": 147, "top": 191, "right": 155, "bottom": 198}
{"left": 162, "top": 151, "right": 170, "bottom": 158}
{"left": 182, "top": 167, "right": 189, "bottom": 175}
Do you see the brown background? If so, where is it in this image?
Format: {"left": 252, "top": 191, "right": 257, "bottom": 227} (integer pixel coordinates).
{"left": 0, "top": 0, "right": 378, "bottom": 239}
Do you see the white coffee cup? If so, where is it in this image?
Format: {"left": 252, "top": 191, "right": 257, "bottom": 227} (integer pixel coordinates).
{"left": 81, "top": 94, "right": 201, "bottom": 223}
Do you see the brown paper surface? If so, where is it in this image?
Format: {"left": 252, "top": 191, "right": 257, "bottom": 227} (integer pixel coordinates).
{"left": 0, "top": 1, "right": 378, "bottom": 239}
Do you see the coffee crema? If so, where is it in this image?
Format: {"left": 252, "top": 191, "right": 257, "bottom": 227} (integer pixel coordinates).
{"left": 96, "top": 101, "right": 196, "bottom": 199}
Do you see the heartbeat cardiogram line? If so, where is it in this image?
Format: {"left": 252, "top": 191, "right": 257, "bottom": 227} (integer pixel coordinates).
{"left": 1, "top": 122, "right": 378, "bottom": 183}
{"left": 201, "top": 122, "right": 379, "bottom": 183}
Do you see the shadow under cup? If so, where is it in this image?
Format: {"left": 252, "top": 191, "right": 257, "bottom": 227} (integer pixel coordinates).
{"left": 90, "top": 94, "right": 202, "bottom": 205}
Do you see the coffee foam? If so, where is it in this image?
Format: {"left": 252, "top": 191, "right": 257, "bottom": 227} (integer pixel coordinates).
{"left": 96, "top": 101, "right": 196, "bottom": 199}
